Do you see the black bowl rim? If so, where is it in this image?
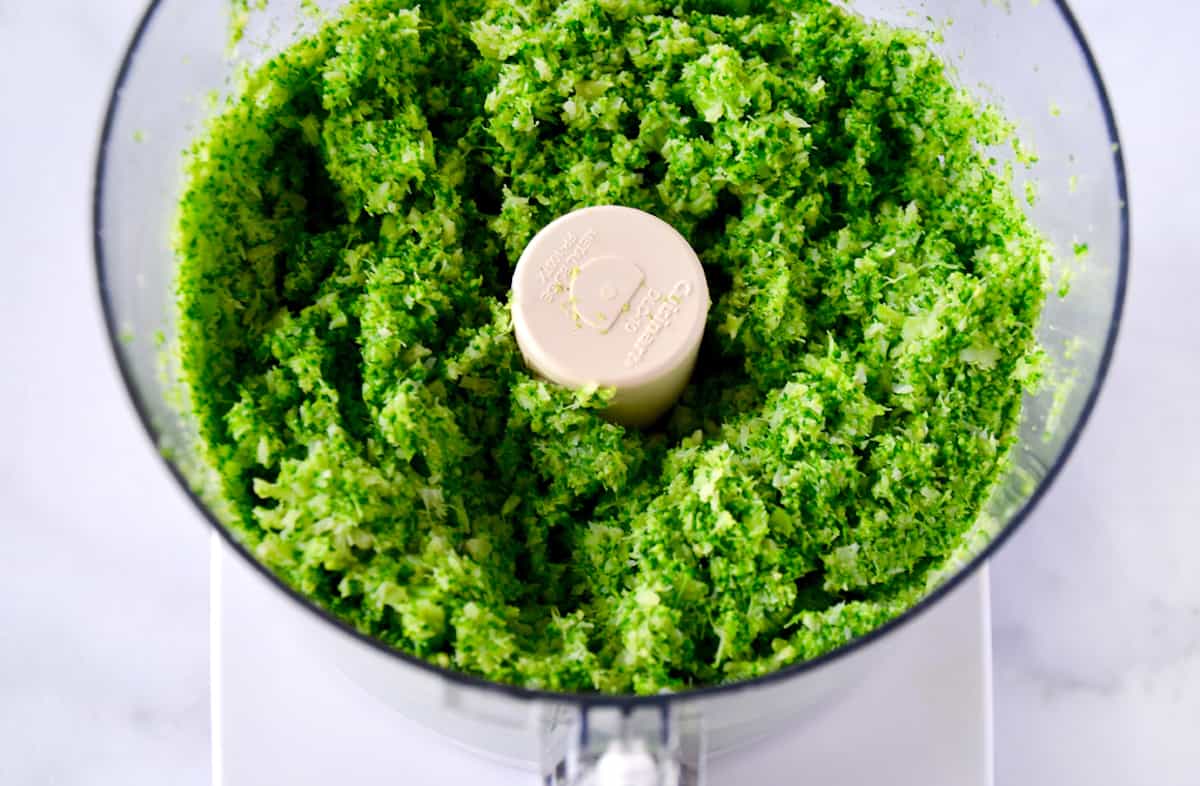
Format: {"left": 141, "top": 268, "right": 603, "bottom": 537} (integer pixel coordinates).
{"left": 93, "top": 0, "right": 1130, "bottom": 709}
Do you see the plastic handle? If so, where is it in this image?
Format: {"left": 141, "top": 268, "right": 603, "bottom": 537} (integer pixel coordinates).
{"left": 539, "top": 704, "right": 704, "bottom": 786}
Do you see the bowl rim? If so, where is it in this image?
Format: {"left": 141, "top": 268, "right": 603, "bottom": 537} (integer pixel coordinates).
{"left": 92, "top": 0, "right": 1130, "bottom": 709}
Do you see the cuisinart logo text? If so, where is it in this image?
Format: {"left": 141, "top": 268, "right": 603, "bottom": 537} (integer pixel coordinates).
{"left": 623, "top": 280, "right": 695, "bottom": 369}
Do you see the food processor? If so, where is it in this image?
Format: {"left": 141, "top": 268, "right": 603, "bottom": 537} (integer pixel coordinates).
{"left": 93, "top": 0, "right": 1128, "bottom": 782}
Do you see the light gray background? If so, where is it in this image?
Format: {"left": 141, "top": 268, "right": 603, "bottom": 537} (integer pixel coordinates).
{"left": 1, "top": 1, "right": 1196, "bottom": 784}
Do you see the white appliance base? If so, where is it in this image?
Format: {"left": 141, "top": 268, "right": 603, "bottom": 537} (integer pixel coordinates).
{"left": 211, "top": 536, "right": 993, "bottom": 785}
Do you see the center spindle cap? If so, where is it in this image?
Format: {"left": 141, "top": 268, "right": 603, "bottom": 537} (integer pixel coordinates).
{"left": 511, "top": 206, "right": 710, "bottom": 427}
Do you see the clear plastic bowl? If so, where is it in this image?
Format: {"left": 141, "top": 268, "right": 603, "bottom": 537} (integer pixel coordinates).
{"left": 94, "top": 0, "right": 1127, "bottom": 781}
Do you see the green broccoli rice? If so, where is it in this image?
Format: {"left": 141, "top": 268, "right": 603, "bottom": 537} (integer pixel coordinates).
{"left": 175, "top": 0, "right": 1049, "bottom": 693}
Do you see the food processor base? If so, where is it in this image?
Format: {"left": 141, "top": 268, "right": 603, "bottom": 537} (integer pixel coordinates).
{"left": 211, "top": 536, "right": 993, "bottom": 785}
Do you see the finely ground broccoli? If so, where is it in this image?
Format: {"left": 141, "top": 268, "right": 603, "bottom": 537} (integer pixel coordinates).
{"left": 175, "top": 0, "right": 1049, "bottom": 693}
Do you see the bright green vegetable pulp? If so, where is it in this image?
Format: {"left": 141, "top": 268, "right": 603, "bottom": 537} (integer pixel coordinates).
{"left": 176, "top": 0, "right": 1049, "bottom": 693}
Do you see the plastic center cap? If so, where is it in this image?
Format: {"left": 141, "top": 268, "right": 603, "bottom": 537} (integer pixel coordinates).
{"left": 511, "top": 206, "right": 710, "bottom": 427}
{"left": 571, "top": 256, "right": 644, "bottom": 332}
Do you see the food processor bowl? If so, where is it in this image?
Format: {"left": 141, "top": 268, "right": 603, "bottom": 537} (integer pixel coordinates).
{"left": 94, "top": 0, "right": 1127, "bottom": 781}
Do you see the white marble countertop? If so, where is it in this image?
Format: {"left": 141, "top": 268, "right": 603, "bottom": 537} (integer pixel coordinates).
{"left": 1, "top": 1, "right": 1196, "bottom": 784}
